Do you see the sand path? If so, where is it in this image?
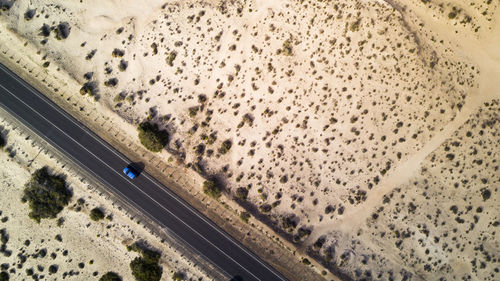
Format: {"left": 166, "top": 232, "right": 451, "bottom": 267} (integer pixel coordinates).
{"left": 307, "top": 0, "right": 500, "bottom": 243}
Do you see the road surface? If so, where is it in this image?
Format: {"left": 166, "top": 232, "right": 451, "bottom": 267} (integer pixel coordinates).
{"left": 0, "top": 63, "right": 288, "bottom": 281}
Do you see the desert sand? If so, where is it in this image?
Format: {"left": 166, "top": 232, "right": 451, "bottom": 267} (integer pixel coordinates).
{"left": 0, "top": 0, "right": 499, "bottom": 280}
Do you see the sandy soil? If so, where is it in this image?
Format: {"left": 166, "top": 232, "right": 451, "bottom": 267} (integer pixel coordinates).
{"left": 0, "top": 0, "right": 499, "bottom": 280}
{"left": 0, "top": 112, "right": 210, "bottom": 280}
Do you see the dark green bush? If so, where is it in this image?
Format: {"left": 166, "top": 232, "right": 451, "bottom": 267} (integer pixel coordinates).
{"left": 172, "top": 272, "right": 185, "bottom": 281}
{"left": 90, "top": 208, "right": 105, "bottom": 221}
{"left": 130, "top": 257, "right": 162, "bottom": 281}
{"left": 235, "top": 187, "right": 248, "bottom": 200}
{"left": 137, "top": 122, "right": 169, "bottom": 152}
{"left": 99, "top": 272, "right": 122, "bottom": 281}
{"left": 203, "top": 180, "right": 221, "bottom": 199}
{"left": 239, "top": 212, "right": 250, "bottom": 223}
{"left": 0, "top": 271, "right": 8, "bottom": 281}
{"left": 22, "top": 167, "right": 72, "bottom": 223}
{"left": 219, "top": 140, "right": 232, "bottom": 154}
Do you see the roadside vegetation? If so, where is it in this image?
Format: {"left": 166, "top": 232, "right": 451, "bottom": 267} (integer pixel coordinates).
{"left": 202, "top": 180, "right": 221, "bottom": 199}
{"left": 90, "top": 207, "right": 105, "bottom": 221}
{"left": 21, "top": 167, "right": 72, "bottom": 223}
{"left": 99, "top": 272, "right": 122, "bottom": 281}
{"left": 128, "top": 243, "right": 163, "bottom": 281}
{"left": 137, "top": 122, "right": 169, "bottom": 152}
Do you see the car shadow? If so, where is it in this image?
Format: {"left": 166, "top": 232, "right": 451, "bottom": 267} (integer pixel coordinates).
{"left": 127, "top": 162, "right": 145, "bottom": 177}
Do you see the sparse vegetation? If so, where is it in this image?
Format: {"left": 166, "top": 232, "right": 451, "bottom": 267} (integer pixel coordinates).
{"left": 22, "top": 167, "right": 72, "bottom": 223}
{"left": 172, "top": 272, "right": 185, "bottom": 281}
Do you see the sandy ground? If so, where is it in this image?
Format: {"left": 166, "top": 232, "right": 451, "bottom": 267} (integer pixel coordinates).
{"left": 0, "top": 112, "right": 210, "bottom": 280}
{"left": 0, "top": 0, "right": 499, "bottom": 280}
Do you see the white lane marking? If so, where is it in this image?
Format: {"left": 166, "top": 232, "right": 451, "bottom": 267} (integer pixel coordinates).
{"left": 0, "top": 102, "right": 233, "bottom": 279}
{"left": 0, "top": 63, "right": 287, "bottom": 281}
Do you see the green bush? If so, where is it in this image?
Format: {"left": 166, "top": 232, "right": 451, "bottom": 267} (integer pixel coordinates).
{"left": 219, "top": 139, "right": 232, "bottom": 154}
{"left": 0, "top": 134, "right": 4, "bottom": 148}
{"left": 203, "top": 180, "right": 221, "bottom": 199}
{"left": 90, "top": 208, "right": 105, "bottom": 221}
{"left": 235, "top": 187, "right": 248, "bottom": 200}
{"left": 99, "top": 272, "right": 122, "bottom": 281}
{"left": 130, "top": 257, "right": 162, "bottom": 281}
{"left": 0, "top": 271, "right": 8, "bottom": 281}
{"left": 137, "top": 122, "right": 169, "bottom": 152}
{"left": 239, "top": 212, "right": 250, "bottom": 223}
{"left": 22, "top": 167, "right": 72, "bottom": 223}
{"left": 172, "top": 272, "right": 185, "bottom": 281}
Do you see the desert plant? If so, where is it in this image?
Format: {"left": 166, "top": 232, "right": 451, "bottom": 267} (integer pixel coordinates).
{"left": 22, "top": 167, "right": 72, "bottom": 223}
{"left": 0, "top": 271, "right": 8, "bottom": 281}
{"left": 203, "top": 180, "right": 221, "bottom": 199}
{"left": 235, "top": 187, "right": 248, "bottom": 200}
{"left": 99, "top": 272, "right": 122, "bottom": 281}
{"left": 53, "top": 22, "right": 70, "bottom": 40}
{"left": 219, "top": 140, "right": 232, "bottom": 154}
{"left": 239, "top": 211, "right": 250, "bottom": 223}
{"left": 166, "top": 51, "right": 177, "bottom": 66}
{"left": 90, "top": 208, "right": 105, "bottom": 221}
{"left": 137, "top": 122, "right": 169, "bottom": 152}
{"left": 172, "top": 272, "right": 185, "bottom": 281}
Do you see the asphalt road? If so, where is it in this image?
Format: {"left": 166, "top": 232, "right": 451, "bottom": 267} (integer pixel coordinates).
{"left": 0, "top": 63, "right": 288, "bottom": 281}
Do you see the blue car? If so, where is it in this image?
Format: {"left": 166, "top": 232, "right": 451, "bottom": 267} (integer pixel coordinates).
{"left": 123, "top": 166, "right": 138, "bottom": 179}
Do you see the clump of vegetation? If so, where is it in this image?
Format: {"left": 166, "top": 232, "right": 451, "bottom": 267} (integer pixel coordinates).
{"left": 39, "top": 24, "right": 51, "bottom": 37}
{"left": 137, "top": 122, "right": 169, "bottom": 152}
{"left": 24, "top": 9, "right": 36, "bottom": 21}
{"left": 219, "top": 139, "right": 232, "bottom": 154}
{"left": 129, "top": 243, "right": 162, "bottom": 281}
{"left": 172, "top": 272, "right": 185, "bottom": 281}
{"left": 79, "top": 82, "right": 96, "bottom": 96}
{"left": 90, "top": 207, "right": 105, "bottom": 221}
{"left": 0, "top": 271, "right": 9, "bottom": 281}
{"left": 281, "top": 39, "right": 293, "bottom": 56}
{"left": 239, "top": 211, "right": 250, "bottom": 223}
{"left": 166, "top": 51, "right": 177, "bottom": 66}
{"left": 235, "top": 187, "right": 248, "bottom": 200}
{"left": 112, "top": 48, "right": 125, "bottom": 58}
{"left": 99, "top": 272, "right": 122, "bottom": 281}
{"left": 203, "top": 180, "right": 221, "bottom": 199}
{"left": 53, "top": 22, "right": 70, "bottom": 40}
{"left": 22, "top": 167, "right": 72, "bottom": 223}
{"left": 104, "top": 78, "right": 118, "bottom": 87}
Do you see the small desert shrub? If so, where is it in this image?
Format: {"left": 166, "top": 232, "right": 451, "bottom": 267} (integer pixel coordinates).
{"left": 203, "top": 180, "right": 221, "bottom": 199}
{"left": 235, "top": 187, "right": 248, "bottom": 200}
{"left": 90, "top": 208, "right": 105, "bottom": 221}
{"left": 22, "top": 167, "right": 72, "bottom": 223}
{"left": 302, "top": 258, "right": 311, "bottom": 265}
{"left": 239, "top": 211, "right": 250, "bottom": 223}
{"left": 53, "top": 22, "right": 70, "bottom": 40}
{"left": 99, "top": 272, "right": 122, "bottom": 281}
{"left": 219, "top": 140, "right": 232, "bottom": 154}
{"left": 281, "top": 39, "right": 293, "bottom": 56}
{"left": 48, "top": 264, "right": 58, "bottom": 274}
{"left": 188, "top": 106, "right": 199, "bottom": 117}
{"left": 39, "top": 24, "right": 51, "bottom": 37}
{"left": 172, "top": 272, "right": 185, "bottom": 281}
{"left": 24, "top": 9, "right": 36, "bottom": 20}
{"left": 80, "top": 82, "right": 96, "bottom": 96}
{"left": 118, "top": 60, "right": 128, "bottom": 71}
{"left": 137, "top": 122, "right": 169, "bottom": 152}
{"left": 112, "top": 48, "right": 125, "bottom": 58}
{"left": 104, "top": 78, "right": 118, "bottom": 87}
{"left": 0, "top": 271, "right": 9, "bottom": 281}
{"left": 166, "top": 51, "right": 177, "bottom": 66}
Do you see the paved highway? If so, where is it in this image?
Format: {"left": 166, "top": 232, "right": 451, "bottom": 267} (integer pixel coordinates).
{"left": 0, "top": 63, "right": 288, "bottom": 281}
